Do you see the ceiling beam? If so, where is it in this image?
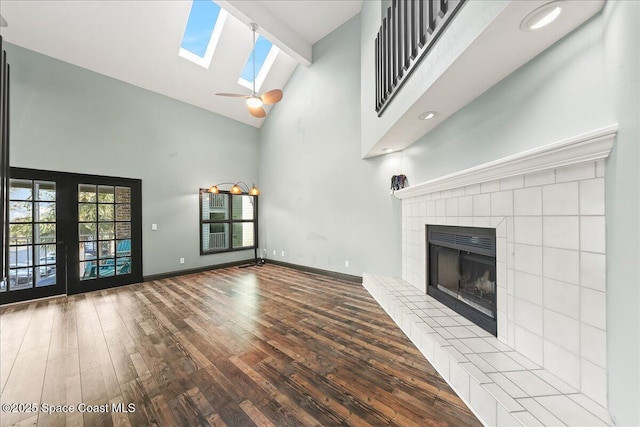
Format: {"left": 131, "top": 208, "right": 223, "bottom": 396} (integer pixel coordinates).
{"left": 217, "top": 0, "right": 312, "bottom": 67}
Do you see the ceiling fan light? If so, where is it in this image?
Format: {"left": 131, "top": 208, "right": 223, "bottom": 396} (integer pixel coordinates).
{"left": 246, "top": 96, "right": 263, "bottom": 108}
{"left": 230, "top": 184, "right": 243, "bottom": 194}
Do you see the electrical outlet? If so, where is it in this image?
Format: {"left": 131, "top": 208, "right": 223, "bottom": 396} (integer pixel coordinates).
{"left": 179, "top": 258, "right": 185, "bottom": 264}
{"left": 345, "top": 260, "right": 349, "bottom": 268}
{"left": 272, "top": 249, "right": 276, "bottom": 255}
{"left": 281, "top": 251, "right": 285, "bottom": 257}
{"left": 151, "top": 223, "right": 158, "bottom": 231}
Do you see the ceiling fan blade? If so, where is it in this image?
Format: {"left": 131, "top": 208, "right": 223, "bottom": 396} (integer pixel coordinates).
{"left": 260, "top": 89, "right": 283, "bottom": 104}
{"left": 248, "top": 105, "right": 266, "bottom": 118}
{"left": 215, "top": 93, "right": 250, "bottom": 98}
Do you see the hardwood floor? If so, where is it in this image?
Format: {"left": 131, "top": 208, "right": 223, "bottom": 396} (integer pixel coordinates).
{"left": 0, "top": 264, "right": 480, "bottom": 427}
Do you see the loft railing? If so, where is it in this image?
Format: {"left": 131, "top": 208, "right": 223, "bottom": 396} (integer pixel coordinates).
{"left": 375, "top": 0, "right": 466, "bottom": 116}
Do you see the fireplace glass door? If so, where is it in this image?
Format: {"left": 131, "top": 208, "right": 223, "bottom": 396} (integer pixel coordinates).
{"left": 432, "top": 246, "right": 496, "bottom": 319}
{"left": 427, "top": 225, "right": 497, "bottom": 335}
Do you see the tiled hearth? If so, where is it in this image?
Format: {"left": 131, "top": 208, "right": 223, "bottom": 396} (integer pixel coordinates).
{"left": 364, "top": 274, "right": 612, "bottom": 426}
{"left": 364, "top": 126, "right": 617, "bottom": 426}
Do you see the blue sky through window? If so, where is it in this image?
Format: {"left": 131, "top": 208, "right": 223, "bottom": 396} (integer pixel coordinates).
{"left": 181, "top": 0, "right": 221, "bottom": 58}
{"left": 241, "top": 36, "right": 273, "bottom": 83}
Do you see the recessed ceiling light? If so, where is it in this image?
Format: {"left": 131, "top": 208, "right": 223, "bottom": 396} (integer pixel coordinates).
{"left": 521, "top": 1, "right": 563, "bottom": 31}
{"left": 419, "top": 111, "right": 437, "bottom": 120}
{"left": 0, "top": 15, "right": 8, "bottom": 28}
{"left": 383, "top": 148, "right": 394, "bottom": 153}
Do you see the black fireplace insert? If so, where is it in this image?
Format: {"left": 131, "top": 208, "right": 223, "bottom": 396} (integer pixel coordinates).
{"left": 427, "top": 225, "right": 497, "bottom": 336}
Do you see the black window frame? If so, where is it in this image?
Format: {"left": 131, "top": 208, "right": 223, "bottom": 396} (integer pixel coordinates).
{"left": 199, "top": 189, "right": 258, "bottom": 255}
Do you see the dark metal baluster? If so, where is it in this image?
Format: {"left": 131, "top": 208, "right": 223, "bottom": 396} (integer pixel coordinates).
{"left": 439, "top": 0, "right": 449, "bottom": 17}
{"left": 418, "top": 0, "right": 426, "bottom": 48}
{"left": 382, "top": 16, "right": 388, "bottom": 97}
{"left": 403, "top": 0, "right": 410, "bottom": 70}
{"left": 391, "top": 1, "right": 397, "bottom": 87}
{"left": 428, "top": 0, "right": 436, "bottom": 35}
{"left": 386, "top": 8, "right": 392, "bottom": 94}
{"left": 375, "top": 33, "right": 380, "bottom": 111}
{"left": 410, "top": 0, "right": 418, "bottom": 59}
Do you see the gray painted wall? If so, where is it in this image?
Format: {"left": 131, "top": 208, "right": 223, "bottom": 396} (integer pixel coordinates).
{"left": 7, "top": 43, "right": 260, "bottom": 276}
{"left": 396, "top": 2, "right": 639, "bottom": 424}
{"left": 258, "top": 15, "right": 402, "bottom": 277}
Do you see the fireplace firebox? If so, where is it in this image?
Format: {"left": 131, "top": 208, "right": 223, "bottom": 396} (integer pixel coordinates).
{"left": 427, "top": 225, "right": 497, "bottom": 335}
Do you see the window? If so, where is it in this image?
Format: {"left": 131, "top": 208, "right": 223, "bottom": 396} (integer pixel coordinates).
{"left": 200, "top": 190, "right": 257, "bottom": 254}
{"left": 237, "top": 35, "right": 279, "bottom": 92}
{"left": 179, "top": 0, "right": 228, "bottom": 69}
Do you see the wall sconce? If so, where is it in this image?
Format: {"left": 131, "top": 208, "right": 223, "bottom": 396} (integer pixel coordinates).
{"left": 208, "top": 182, "right": 260, "bottom": 196}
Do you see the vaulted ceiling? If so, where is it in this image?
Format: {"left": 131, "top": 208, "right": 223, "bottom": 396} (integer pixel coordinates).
{"left": 0, "top": 0, "right": 363, "bottom": 127}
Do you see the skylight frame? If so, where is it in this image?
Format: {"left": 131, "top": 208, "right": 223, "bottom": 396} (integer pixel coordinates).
{"left": 179, "top": 1, "right": 228, "bottom": 69}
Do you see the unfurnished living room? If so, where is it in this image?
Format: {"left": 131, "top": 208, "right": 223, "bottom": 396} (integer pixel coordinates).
{"left": 0, "top": 0, "right": 638, "bottom": 426}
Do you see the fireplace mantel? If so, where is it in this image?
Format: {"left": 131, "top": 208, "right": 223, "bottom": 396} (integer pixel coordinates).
{"left": 393, "top": 125, "right": 617, "bottom": 199}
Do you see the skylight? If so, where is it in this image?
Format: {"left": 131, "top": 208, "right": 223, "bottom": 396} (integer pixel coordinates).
{"left": 238, "top": 35, "right": 279, "bottom": 92}
{"left": 179, "top": 0, "right": 227, "bottom": 69}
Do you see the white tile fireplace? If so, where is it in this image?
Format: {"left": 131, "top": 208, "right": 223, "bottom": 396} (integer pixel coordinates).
{"left": 364, "top": 125, "right": 617, "bottom": 426}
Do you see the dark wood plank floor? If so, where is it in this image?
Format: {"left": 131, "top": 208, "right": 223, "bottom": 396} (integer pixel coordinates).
{"left": 0, "top": 264, "right": 480, "bottom": 427}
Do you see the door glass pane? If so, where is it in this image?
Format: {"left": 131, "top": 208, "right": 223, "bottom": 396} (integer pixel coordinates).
{"left": 35, "top": 202, "right": 56, "bottom": 222}
{"left": 35, "top": 181, "right": 56, "bottom": 201}
{"left": 35, "top": 245, "right": 56, "bottom": 264}
{"left": 35, "top": 243, "right": 57, "bottom": 286}
{"left": 10, "top": 179, "right": 32, "bottom": 200}
{"left": 36, "top": 224, "right": 56, "bottom": 243}
{"left": 98, "top": 204, "right": 114, "bottom": 221}
{"left": 116, "top": 257, "right": 131, "bottom": 275}
{"left": 80, "top": 242, "right": 97, "bottom": 261}
{"left": 99, "top": 223, "right": 114, "bottom": 240}
{"left": 9, "top": 223, "right": 32, "bottom": 245}
{"left": 79, "top": 203, "right": 97, "bottom": 222}
{"left": 115, "top": 187, "right": 131, "bottom": 203}
{"left": 98, "top": 186, "right": 115, "bottom": 203}
{"left": 202, "top": 223, "right": 228, "bottom": 251}
{"left": 79, "top": 223, "right": 97, "bottom": 241}
{"left": 80, "top": 260, "right": 97, "bottom": 281}
{"left": 232, "top": 223, "right": 254, "bottom": 248}
{"left": 98, "top": 259, "right": 115, "bottom": 278}
{"left": 9, "top": 267, "right": 33, "bottom": 290}
{"left": 231, "top": 195, "right": 254, "bottom": 220}
{"left": 79, "top": 184, "right": 97, "bottom": 202}
{"left": 36, "top": 273, "right": 56, "bottom": 287}
{"left": 115, "top": 204, "right": 131, "bottom": 221}
{"left": 116, "top": 240, "right": 131, "bottom": 257}
{"left": 116, "top": 222, "right": 131, "bottom": 239}
{"left": 9, "top": 201, "right": 32, "bottom": 223}
{"left": 99, "top": 241, "right": 116, "bottom": 259}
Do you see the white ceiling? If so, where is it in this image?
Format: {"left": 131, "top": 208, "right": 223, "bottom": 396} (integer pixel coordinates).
{"left": 0, "top": 0, "right": 363, "bottom": 128}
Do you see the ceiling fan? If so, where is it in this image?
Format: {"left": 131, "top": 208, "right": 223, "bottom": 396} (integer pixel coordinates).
{"left": 216, "top": 23, "right": 283, "bottom": 118}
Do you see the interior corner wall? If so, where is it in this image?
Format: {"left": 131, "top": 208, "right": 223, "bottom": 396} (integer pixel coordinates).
{"left": 6, "top": 43, "right": 260, "bottom": 277}
{"left": 601, "top": 1, "right": 640, "bottom": 425}
{"left": 398, "top": 1, "right": 639, "bottom": 424}
{"left": 258, "top": 14, "right": 402, "bottom": 278}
